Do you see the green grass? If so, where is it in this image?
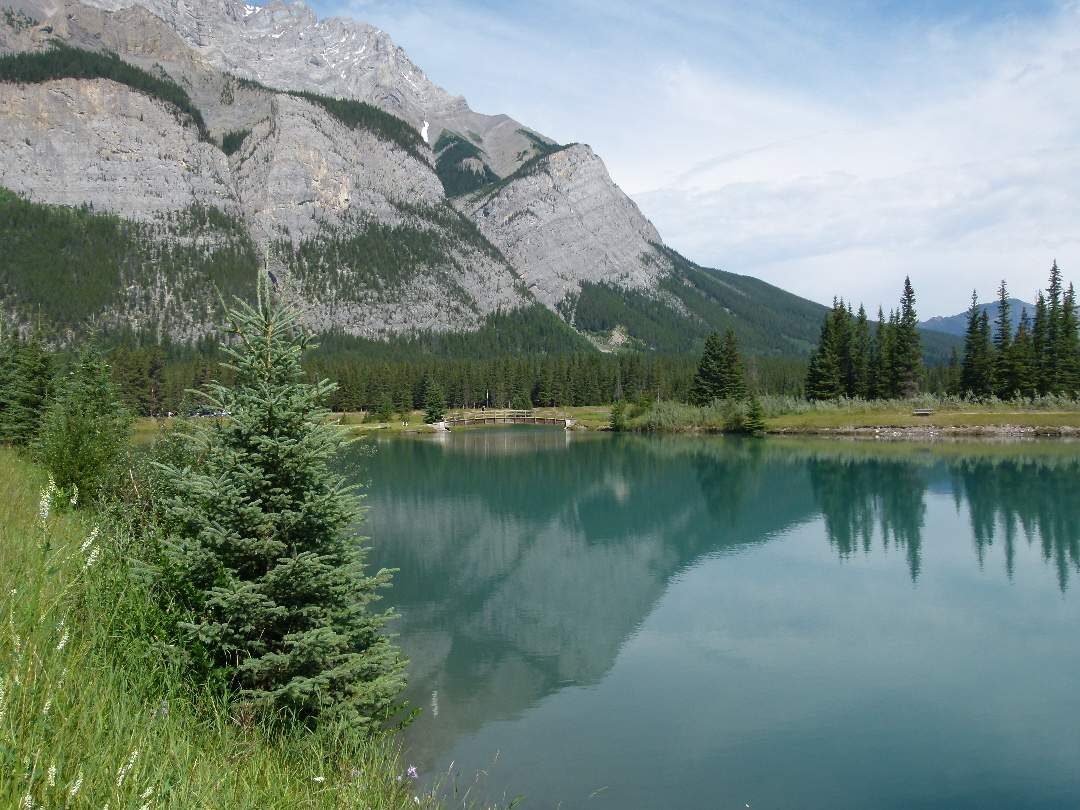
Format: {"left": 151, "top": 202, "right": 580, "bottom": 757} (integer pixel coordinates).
{"left": 0, "top": 448, "right": 511, "bottom": 809}
{"left": 613, "top": 395, "right": 1080, "bottom": 434}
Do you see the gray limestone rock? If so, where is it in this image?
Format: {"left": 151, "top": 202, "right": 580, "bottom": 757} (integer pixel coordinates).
{"left": 457, "top": 144, "right": 672, "bottom": 311}
{"left": 0, "top": 0, "right": 685, "bottom": 342}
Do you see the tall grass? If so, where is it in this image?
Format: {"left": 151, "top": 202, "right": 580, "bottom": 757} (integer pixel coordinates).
{"left": 0, "top": 448, "right": 494, "bottom": 809}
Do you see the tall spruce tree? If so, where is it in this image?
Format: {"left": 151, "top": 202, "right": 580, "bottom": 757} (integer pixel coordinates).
{"left": 1058, "top": 283, "right": 1080, "bottom": 393}
{"left": 850, "top": 305, "right": 872, "bottom": 399}
{"left": 690, "top": 331, "right": 724, "bottom": 405}
{"left": 1011, "top": 308, "right": 1036, "bottom": 397}
{"left": 718, "top": 327, "right": 749, "bottom": 400}
{"left": 961, "top": 292, "right": 993, "bottom": 398}
{"left": 806, "top": 302, "right": 847, "bottom": 400}
{"left": 992, "top": 281, "right": 1014, "bottom": 398}
{"left": 157, "top": 279, "right": 406, "bottom": 731}
{"left": 1032, "top": 291, "right": 1051, "bottom": 394}
{"left": 892, "top": 277, "right": 923, "bottom": 397}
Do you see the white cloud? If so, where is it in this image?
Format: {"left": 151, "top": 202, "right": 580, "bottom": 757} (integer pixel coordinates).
{"left": 306, "top": 0, "right": 1080, "bottom": 316}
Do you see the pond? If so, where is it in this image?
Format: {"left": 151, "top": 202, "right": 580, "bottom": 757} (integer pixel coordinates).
{"left": 349, "top": 429, "right": 1080, "bottom": 810}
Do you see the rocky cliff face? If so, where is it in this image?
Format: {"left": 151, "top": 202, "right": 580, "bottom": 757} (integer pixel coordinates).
{"left": 0, "top": 78, "right": 237, "bottom": 220}
{"left": 75, "top": 0, "right": 553, "bottom": 176}
{"left": 0, "top": 0, "right": 683, "bottom": 343}
{"left": 458, "top": 145, "right": 671, "bottom": 311}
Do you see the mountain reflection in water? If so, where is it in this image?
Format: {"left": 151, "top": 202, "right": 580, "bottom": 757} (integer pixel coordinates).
{"left": 349, "top": 431, "right": 1080, "bottom": 794}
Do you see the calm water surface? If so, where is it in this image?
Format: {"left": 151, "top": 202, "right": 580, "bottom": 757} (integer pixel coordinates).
{"left": 349, "top": 429, "right": 1080, "bottom": 810}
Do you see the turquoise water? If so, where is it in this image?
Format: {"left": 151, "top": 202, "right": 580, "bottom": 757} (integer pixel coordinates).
{"left": 350, "top": 430, "right": 1080, "bottom": 810}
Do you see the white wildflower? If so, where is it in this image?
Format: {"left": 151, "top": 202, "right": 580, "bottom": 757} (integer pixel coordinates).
{"left": 312, "top": 776, "right": 325, "bottom": 782}
{"left": 69, "top": 483, "right": 78, "bottom": 506}
{"left": 42, "top": 698, "right": 52, "bottom": 718}
{"left": 56, "top": 630, "right": 70, "bottom": 653}
{"left": 80, "top": 528, "right": 99, "bottom": 553}
{"left": 65, "top": 770, "right": 84, "bottom": 805}
{"left": 116, "top": 749, "right": 138, "bottom": 788}
{"left": 48, "top": 763, "right": 57, "bottom": 787}
{"left": 140, "top": 786, "right": 154, "bottom": 800}
{"left": 22, "top": 793, "right": 33, "bottom": 810}
{"left": 39, "top": 475, "right": 55, "bottom": 525}
{"left": 85, "top": 547, "right": 101, "bottom": 569}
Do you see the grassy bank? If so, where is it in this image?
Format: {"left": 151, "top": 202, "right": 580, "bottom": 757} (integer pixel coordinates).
{"left": 0, "top": 447, "right": 468, "bottom": 810}
{"left": 610, "top": 394, "right": 1080, "bottom": 435}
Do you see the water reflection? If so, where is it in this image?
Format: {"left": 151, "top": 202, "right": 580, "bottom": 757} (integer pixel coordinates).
{"left": 950, "top": 453, "right": 1080, "bottom": 588}
{"left": 350, "top": 431, "right": 1080, "bottom": 774}
{"left": 807, "top": 456, "right": 928, "bottom": 579}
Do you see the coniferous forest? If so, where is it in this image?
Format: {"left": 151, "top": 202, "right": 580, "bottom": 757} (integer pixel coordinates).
{"left": 802, "top": 266, "right": 1080, "bottom": 402}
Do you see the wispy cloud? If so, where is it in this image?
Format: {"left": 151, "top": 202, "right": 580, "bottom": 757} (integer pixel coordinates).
{"left": 307, "top": 0, "right": 1080, "bottom": 316}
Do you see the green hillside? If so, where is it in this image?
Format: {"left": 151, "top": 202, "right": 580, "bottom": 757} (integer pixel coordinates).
{"left": 0, "top": 188, "right": 257, "bottom": 334}
{"left": 564, "top": 246, "right": 828, "bottom": 356}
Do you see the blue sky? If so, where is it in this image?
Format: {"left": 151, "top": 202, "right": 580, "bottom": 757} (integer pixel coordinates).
{"left": 302, "top": 0, "right": 1080, "bottom": 317}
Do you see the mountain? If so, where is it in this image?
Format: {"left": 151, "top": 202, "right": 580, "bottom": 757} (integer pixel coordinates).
{"left": 0, "top": 0, "right": 830, "bottom": 355}
{"left": 918, "top": 299, "right": 1034, "bottom": 338}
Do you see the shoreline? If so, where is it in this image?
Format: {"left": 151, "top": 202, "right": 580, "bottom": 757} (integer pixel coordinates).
{"left": 768, "top": 423, "right": 1080, "bottom": 439}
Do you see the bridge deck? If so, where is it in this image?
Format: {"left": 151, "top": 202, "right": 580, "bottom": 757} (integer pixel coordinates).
{"left": 441, "top": 416, "right": 571, "bottom": 428}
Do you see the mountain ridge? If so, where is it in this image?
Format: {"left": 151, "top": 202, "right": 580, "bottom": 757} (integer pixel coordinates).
{"left": 0, "top": 0, "right": 839, "bottom": 358}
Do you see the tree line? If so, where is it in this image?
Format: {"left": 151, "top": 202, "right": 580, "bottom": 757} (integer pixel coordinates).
{"left": 953, "top": 262, "right": 1080, "bottom": 398}
{"left": 803, "top": 277, "right": 924, "bottom": 401}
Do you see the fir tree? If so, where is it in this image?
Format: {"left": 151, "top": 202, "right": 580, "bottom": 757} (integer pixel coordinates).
{"left": 946, "top": 345, "right": 962, "bottom": 396}
{"left": 0, "top": 325, "right": 52, "bottom": 446}
{"left": 850, "top": 305, "right": 872, "bottom": 399}
{"left": 36, "top": 343, "right": 130, "bottom": 502}
{"left": 423, "top": 376, "right": 447, "bottom": 423}
{"left": 1057, "top": 283, "right": 1080, "bottom": 394}
{"left": 718, "top": 327, "right": 749, "bottom": 400}
{"left": 1010, "top": 309, "right": 1036, "bottom": 397}
{"left": 156, "top": 280, "right": 406, "bottom": 731}
{"left": 743, "top": 396, "right": 767, "bottom": 435}
{"left": 992, "top": 281, "right": 1014, "bottom": 398}
{"left": 806, "top": 303, "right": 846, "bottom": 400}
{"left": 961, "top": 292, "right": 993, "bottom": 398}
{"left": 891, "top": 277, "right": 923, "bottom": 397}
{"left": 1032, "top": 292, "right": 1051, "bottom": 394}
{"left": 690, "top": 331, "right": 726, "bottom": 405}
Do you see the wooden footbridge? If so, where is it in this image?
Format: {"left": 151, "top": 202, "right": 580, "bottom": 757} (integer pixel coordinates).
{"left": 436, "top": 412, "right": 575, "bottom": 430}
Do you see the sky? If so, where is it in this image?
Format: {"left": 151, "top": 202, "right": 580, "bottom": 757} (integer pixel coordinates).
{"left": 303, "top": 0, "right": 1080, "bottom": 318}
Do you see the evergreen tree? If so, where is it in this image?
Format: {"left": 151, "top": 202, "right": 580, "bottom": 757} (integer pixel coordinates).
{"left": 891, "top": 277, "right": 923, "bottom": 397}
{"left": 36, "top": 343, "right": 130, "bottom": 501}
{"left": 872, "top": 307, "right": 892, "bottom": 399}
{"left": 510, "top": 378, "right": 534, "bottom": 411}
{"left": 0, "top": 325, "right": 52, "bottom": 446}
{"left": 743, "top": 396, "right": 767, "bottom": 435}
{"left": 805, "top": 303, "right": 846, "bottom": 400}
{"left": 946, "top": 345, "right": 962, "bottom": 396}
{"left": 992, "top": 281, "right": 1014, "bottom": 399}
{"left": 690, "top": 331, "right": 725, "bottom": 405}
{"left": 1010, "top": 309, "right": 1036, "bottom": 397}
{"left": 961, "top": 292, "right": 993, "bottom": 398}
{"left": 156, "top": 281, "right": 406, "bottom": 730}
{"left": 718, "top": 327, "right": 749, "bottom": 400}
{"left": 1057, "top": 283, "right": 1080, "bottom": 394}
{"left": 423, "top": 376, "right": 447, "bottom": 423}
{"left": 850, "top": 305, "right": 872, "bottom": 399}
{"left": 1032, "top": 292, "right": 1051, "bottom": 394}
